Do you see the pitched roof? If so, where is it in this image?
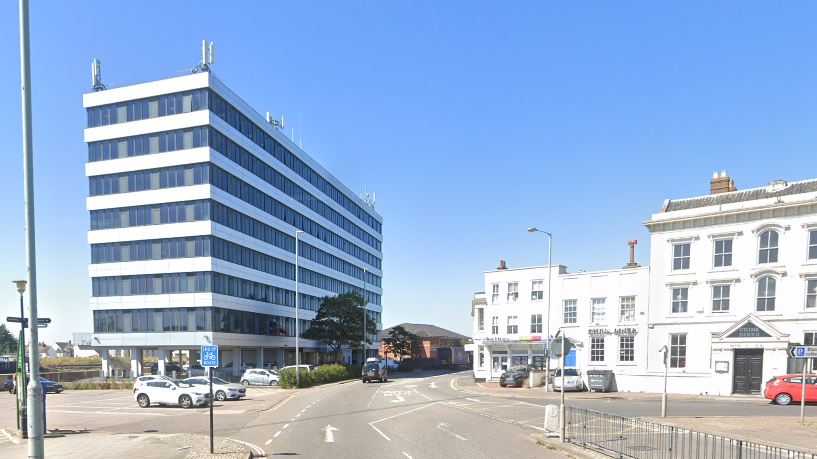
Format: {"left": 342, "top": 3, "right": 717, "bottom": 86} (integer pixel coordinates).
{"left": 664, "top": 178, "right": 817, "bottom": 212}
{"left": 380, "top": 323, "right": 469, "bottom": 340}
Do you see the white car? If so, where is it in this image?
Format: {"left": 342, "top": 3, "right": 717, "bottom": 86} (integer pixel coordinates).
{"left": 183, "top": 376, "right": 246, "bottom": 401}
{"left": 134, "top": 379, "right": 210, "bottom": 408}
{"left": 279, "top": 364, "right": 315, "bottom": 372}
{"left": 240, "top": 369, "right": 280, "bottom": 386}
{"left": 553, "top": 368, "right": 585, "bottom": 392}
{"left": 132, "top": 374, "right": 172, "bottom": 393}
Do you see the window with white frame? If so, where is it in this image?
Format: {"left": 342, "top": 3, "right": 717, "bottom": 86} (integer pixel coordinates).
{"left": 806, "top": 332, "right": 816, "bottom": 345}
{"left": 531, "top": 280, "right": 544, "bottom": 301}
{"left": 619, "top": 336, "right": 634, "bottom": 362}
{"left": 507, "top": 282, "right": 519, "bottom": 302}
{"left": 809, "top": 230, "right": 817, "bottom": 261}
{"left": 806, "top": 279, "right": 817, "bottom": 309}
{"left": 671, "top": 287, "right": 688, "bottom": 314}
{"left": 619, "top": 296, "right": 635, "bottom": 322}
{"left": 712, "top": 285, "right": 730, "bottom": 312}
{"left": 477, "top": 308, "right": 485, "bottom": 331}
{"left": 563, "top": 300, "right": 577, "bottom": 324}
{"left": 758, "top": 229, "right": 779, "bottom": 264}
{"left": 672, "top": 243, "right": 690, "bottom": 271}
{"left": 590, "top": 337, "right": 604, "bottom": 362}
{"left": 591, "top": 298, "right": 606, "bottom": 323}
{"left": 713, "top": 239, "right": 733, "bottom": 268}
{"left": 491, "top": 284, "right": 499, "bottom": 304}
{"left": 669, "top": 334, "right": 686, "bottom": 368}
{"left": 491, "top": 316, "right": 498, "bottom": 335}
{"left": 756, "top": 276, "right": 776, "bottom": 312}
{"left": 507, "top": 315, "right": 518, "bottom": 334}
{"left": 478, "top": 345, "right": 485, "bottom": 368}
{"left": 530, "top": 314, "right": 542, "bottom": 333}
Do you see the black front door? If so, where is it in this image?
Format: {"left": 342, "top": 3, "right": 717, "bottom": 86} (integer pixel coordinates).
{"left": 733, "top": 349, "right": 763, "bottom": 394}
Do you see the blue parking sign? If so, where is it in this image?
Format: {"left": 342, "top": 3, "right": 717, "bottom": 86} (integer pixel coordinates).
{"left": 201, "top": 345, "right": 219, "bottom": 367}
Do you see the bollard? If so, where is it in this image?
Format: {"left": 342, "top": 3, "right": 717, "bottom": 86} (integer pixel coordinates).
{"left": 20, "top": 406, "right": 28, "bottom": 439}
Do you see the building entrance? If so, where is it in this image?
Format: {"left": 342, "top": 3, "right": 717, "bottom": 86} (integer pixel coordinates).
{"left": 733, "top": 349, "right": 763, "bottom": 395}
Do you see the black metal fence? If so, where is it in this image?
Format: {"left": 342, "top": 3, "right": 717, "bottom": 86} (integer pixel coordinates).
{"left": 566, "top": 406, "right": 817, "bottom": 459}
{"left": 0, "top": 361, "right": 16, "bottom": 373}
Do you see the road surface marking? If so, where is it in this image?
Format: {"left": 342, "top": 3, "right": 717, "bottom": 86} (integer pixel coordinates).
{"left": 419, "top": 393, "right": 434, "bottom": 401}
{"left": 402, "top": 453, "right": 413, "bottom": 459}
{"left": 301, "top": 409, "right": 306, "bottom": 413}
{"left": 465, "top": 398, "right": 480, "bottom": 402}
{"left": 370, "top": 401, "right": 441, "bottom": 441}
{"left": 283, "top": 424, "right": 289, "bottom": 429}
{"left": 391, "top": 395, "right": 405, "bottom": 403}
{"left": 371, "top": 424, "right": 391, "bottom": 441}
{"left": 405, "top": 385, "right": 417, "bottom": 388}
{"left": 1, "top": 429, "right": 20, "bottom": 444}
{"left": 296, "top": 413, "right": 301, "bottom": 417}
{"left": 450, "top": 378, "right": 458, "bottom": 391}
{"left": 436, "top": 422, "right": 467, "bottom": 441}
{"left": 225, "top": 438, "right": 265, "bottom": 456}
{"left": 274, "top": 431, "right": 281, "bottom": 437}
{"left": 429, "top": 382, "right": 438, "bottom": 388}
{"left": 265, "top": 439, "right": 272, "bottom": 445}
{"left": 323, "top": 425, "right": 339, "bottom": 442}
{"left": 291, "top": 418, "right": 296, "bottom": 421}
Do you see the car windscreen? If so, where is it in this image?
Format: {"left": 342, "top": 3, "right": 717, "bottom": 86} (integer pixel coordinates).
{"left": 363, "top": 364, "right": 380, "bottom": 371}
{"left": 211, "top": 377, "right": 229, "bottom": 385}
{"left": 555, "top": 369, "right": 579, "bottom": 377}
{"left": 171, "top": 381, "right": 194, "bottom": 388}
{"left": 508, "top": 365, "right": 529, "bottom": 372}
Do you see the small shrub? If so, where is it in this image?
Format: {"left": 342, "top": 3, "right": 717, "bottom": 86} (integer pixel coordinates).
{"left": 277, "top": 368, "right": 315, "bottom": 389}
{"left": 312, "top": 364, "right": 348, "bottom": 384}
{"left": 97, "top": 382, "right": 111, "bottom": 390}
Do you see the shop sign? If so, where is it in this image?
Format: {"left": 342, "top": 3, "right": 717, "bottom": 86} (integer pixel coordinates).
{"left": 726, "top": 321, "right": 770, "bottom": 339}
{"left": 588, "top": 328, "right": 611, "bottom": 335}
{"left": 483, "top": 337, "right": 510, "bottom": 342}
{"left": 614, "top": 327, "right": 638, "bottom": 335}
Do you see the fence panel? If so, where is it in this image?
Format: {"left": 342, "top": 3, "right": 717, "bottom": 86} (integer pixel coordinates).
{"left": 566, "top": 406, "right": 817, "bottom": 459}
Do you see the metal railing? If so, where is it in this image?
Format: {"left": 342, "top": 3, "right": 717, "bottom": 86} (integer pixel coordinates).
{"left": 566, "top": 406, "right": 817, "bottom": 459}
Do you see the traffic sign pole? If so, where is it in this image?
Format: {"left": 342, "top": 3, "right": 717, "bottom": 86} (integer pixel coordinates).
{"left": 201, "top": 344, "right": 218, "bottom": 453}
{"left": 801, "top": 358, "right": 811, "bottom": 424}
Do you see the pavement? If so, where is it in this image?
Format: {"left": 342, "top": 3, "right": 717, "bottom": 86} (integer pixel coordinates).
{"left": 456, "top": 378, "right": 817, "bottom": 458}
{"left": 1, "top": 373, "right": 816, "bottom": 458}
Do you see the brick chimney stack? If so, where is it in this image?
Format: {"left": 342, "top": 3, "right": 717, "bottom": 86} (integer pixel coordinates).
{"left": 710, "top": 170, "right": 736, "bottom": 195}
{"left": 497, "top": 260, "right": 507, "bottom": 270}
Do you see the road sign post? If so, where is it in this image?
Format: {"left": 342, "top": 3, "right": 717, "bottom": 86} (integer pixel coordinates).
{"left": 201, "top": 345, "right": 218, "bottom": 453}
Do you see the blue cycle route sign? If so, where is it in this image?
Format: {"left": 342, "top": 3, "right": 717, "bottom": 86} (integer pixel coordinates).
{"left": 201, "top": 345, "right": 218, "bottom": 367}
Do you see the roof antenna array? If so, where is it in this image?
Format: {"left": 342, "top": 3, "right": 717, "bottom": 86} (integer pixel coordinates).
{"left": 91, "top": 58, "right": 106, "bottom": 91}
{"left": 360, "top": 185, "right": 376, "bottom": 209}
{"left": 192, "top": 39, "right": 215, "bottom": 73}
{"left": 266, "top": 111, "right": 284, "bottom": 130}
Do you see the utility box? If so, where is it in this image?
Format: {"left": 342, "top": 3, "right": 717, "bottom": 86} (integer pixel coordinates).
{"left": 544, "top": 404, "right": 559, "bottom": 432}
{"left": 587, "top": 369, "right": 613, "bottom": 392}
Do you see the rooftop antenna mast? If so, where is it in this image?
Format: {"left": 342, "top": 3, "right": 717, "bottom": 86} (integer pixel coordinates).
{"left": 91, "top": 58, "right": 106, "bottom": 91}
{"left": 193, "top": 39, "right": 215, "bottom": 73}
{"left": 266, "top": 112, "right": 284, "bottom": 130}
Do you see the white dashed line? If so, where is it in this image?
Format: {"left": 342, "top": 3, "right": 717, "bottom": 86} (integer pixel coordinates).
{"left": 283, "top": 424, "right": 289, "bottom": 429}
{"left": 1, "top": 429, "right": 20, "bottom": 444}
{"left": 301, "top": 409, "right": 306, "bottom": 413}
{"left": 296, "top": 413, "right": 301, "bottom": 417}
{"left": 265, "top": 439, "right": 272, "bottom": 445}
{"left": 274, "top": 431, "right": 281, "bottom": 437}
{"left": 403, "top": 452, "right": 413, "bottom": 458}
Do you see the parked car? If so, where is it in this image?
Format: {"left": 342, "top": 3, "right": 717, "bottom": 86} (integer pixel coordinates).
{"left": 280, "top": 364, "right": 315, "bottom": 373}
{"left": 499, "top": 364, "right": 531, "bottom": 388}
{"left": 217, "top": 361, "right": 255, "bottom": 375}
{"left": 150, "top": 362, "right": 184, "bottom": 375}
{"left": 382, "top": 358, "right": 400, "bottom": 370}
{"left": 133, "top": 375, "right": 173, "bottom": 393}
{"left": 134, "top": 379, "right": 210, "bottom": 408}
{"left": 186, "top": 363, "right": 207, "bottom": 377}
{"left": 5, "top": 376, "right": 64, "bottom": 394}
{"left": 183, "top": 376, "right": 246, "bottom": 401}
{"left": 553, "top": 368, "right": 585, "bottom": 392}
{"left": 240, "top": 369, "right": 279, "bottom": 386}
{"left": 764, "top": 373, "right": 817, "bottom": 405}
{"left": 262, "top": 362, "right": 278, "bottom": 371}
{"left": 361, "top": 361, "right": 388, "bottom": 383}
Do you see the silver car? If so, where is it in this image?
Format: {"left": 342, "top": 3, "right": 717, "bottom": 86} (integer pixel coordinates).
{"left": 183, "top": 376, "right": 246, "bottom": 401}
{"left": 240, "top": 369, "right": 279, "bottom": 386}
{"left": 553, "top": 368, "right": 585, "bottom": 391}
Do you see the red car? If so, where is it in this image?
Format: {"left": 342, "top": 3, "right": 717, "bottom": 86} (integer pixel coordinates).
{"left": 764, "top": 373, "right": 817, "bottom": 405}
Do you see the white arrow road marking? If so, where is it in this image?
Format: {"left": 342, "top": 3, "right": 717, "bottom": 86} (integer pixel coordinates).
{"left": 404, "top": 385, "right": 417, "bottom": 388}
{"left": 429, "top": 382, "right": 438, "bottom": 388}
{"left": 391, "top": 395, "right": 405, "bottom": 403}
{"left": 323, "top": 425, "right": 339, "bottom": 442}
{"left": 465, "top": 398, "right": 480, "bottom": 402}
{"left": 436, "top": 423, "right": 467, "bottom": 441}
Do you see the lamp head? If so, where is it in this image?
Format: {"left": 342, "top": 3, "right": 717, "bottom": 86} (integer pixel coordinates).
{"left": 527, "top": 227, "right": 537, "bottom": 233}
{"left": 12, "top": 279, "right": 27, "bottom": 295}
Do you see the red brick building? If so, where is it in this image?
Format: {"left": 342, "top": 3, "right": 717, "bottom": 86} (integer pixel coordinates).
{"left": 380, "top": 323, "right": 469, "bottom": 359}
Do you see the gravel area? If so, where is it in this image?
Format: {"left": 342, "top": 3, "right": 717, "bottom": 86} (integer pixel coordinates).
{"left": 156, "top": 433, "right": 254, "bottom": 459}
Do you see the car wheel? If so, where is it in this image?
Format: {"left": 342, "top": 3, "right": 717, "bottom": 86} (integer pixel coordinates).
{"left": 775, "top": 393, "right": 793, "bottom": 405}
{"left": 215, "top": 391, "right": 226, "bottom": 401}
{"left": 499, "top": 382, "right": 507, "bottom": 387}
{"left": 362, "top": 378, "right": 367, "bottom": 383}
{"left": 137, "top": 394, "right": 150, "bottom": 408}
{"left": 180, "top": 395, "right": 193, "bottom": 408}
{"left": 241, "top": 380, "right": 250, "bottom": 386}
{"left": 270, "top": 380, "right": 277, "bottom": 387}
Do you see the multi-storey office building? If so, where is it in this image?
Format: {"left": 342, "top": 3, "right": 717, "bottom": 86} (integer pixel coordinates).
{"left": 84, "top": 71, "right": 383, "bottom": 376}
{"left": 471, "top": 172, "right": 815, "bottom": 395}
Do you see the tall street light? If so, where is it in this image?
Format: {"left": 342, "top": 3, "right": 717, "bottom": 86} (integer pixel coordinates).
{"left": 527, "top": 227, "right": 552, "bottom": 391}
{"left": 295, "top": 230, "right": 304, "bottom": 389}
{"left": 362, "top": 267, "right": 369, "bottom": 363}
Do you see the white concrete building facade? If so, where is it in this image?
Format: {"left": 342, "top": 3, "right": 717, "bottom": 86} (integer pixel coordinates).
{"left": 471, "top": 173, "right": 817, "bottom": 395}
{"left": 84, "top": 71, "right": 383, "bottom": 376}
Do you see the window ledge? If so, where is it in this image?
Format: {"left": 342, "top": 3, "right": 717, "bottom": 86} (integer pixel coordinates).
{"left": 616, "top": 363, "right": 637, "bottom": 367}
{"left": 668, "top": 315, "right": 694, "bottom": 319}
{"left": 706, "top": 314, "right": 735, "bottom": 318}
{"left": 798, "top": 310, "right": 817, "bottom": 314}
{"left": 754, "top": 312, "right": 783, "bottom": 317}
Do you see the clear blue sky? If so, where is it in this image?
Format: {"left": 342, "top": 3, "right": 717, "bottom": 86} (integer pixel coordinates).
{"left": 2, "top": 1, "right": 817, "bottom": 342}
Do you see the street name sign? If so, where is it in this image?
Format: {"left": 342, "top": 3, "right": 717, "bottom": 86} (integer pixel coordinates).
{"left": 789, "top": 346, "right": 817, "bottom": 359}
{"left": 201, "top": 345, "right": 218, "bottom": 367}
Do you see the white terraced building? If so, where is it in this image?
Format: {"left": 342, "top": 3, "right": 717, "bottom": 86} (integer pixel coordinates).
{"left": 471, "top": 172, "right": 817, "bottom": 395}
{"left": 84, "top": 70, "right": 383, "bottom": 376}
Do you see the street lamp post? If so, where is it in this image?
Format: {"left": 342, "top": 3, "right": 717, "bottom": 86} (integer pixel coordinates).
{"left": 12, "top": 280, "right": 27, "bottom": 362}
{"left": 660, "top": 345, "right": 669, "bottom": 417}
{"left": 12, "top": 280, "right": 27, "bottom": 430}
{"left": 295, "top": 230, "right": 304, "bottom": 389}
{"left": 361, "top": 270, "right": 368, "bottom": 362}
{"left": 527, "top": 228, "right": 552, "bottom": 391}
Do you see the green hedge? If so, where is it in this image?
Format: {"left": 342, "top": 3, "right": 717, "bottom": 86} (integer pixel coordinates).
{"left": 277, "top": 364, "right": 362, "bottom": 389}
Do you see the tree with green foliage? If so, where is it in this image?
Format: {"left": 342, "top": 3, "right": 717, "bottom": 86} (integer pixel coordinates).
{"left": 383, "top": 325, "right": 419, "bottom": 360}
{"left": 301, "top": 292, "right": 377, "bottom": 358}
{"left": 0, "top": 324, "right": 18, "bottom": 354}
